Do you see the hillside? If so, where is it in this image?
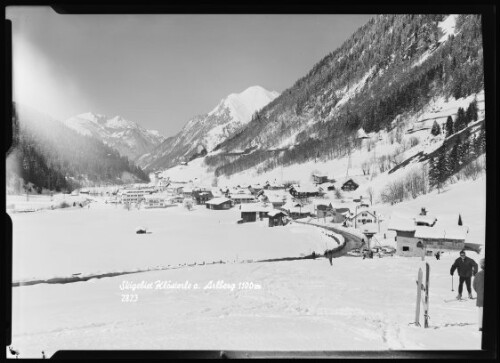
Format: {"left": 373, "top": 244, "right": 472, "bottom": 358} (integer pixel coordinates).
{"left": 141, "top": 86, "right": 279, "bottom": 170}
{"left": 204, "top": 14, "right": 483, "bottom": 178}
{"left": 64, "top": 112, "right": 165, "bottom": 162}
{"left": 6, "top": 104, "right": 150, "bottom": 193}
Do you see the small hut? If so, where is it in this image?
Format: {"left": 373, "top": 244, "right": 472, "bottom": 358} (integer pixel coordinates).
{"left": 268, "top": 210, "right": 288, "bottom": 227}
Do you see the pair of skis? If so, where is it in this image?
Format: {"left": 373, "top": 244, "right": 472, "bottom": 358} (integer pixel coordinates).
{"left": 443, "top": 296, "right": 476, "bottom": 303}
{"left": 414, "top": 263, "right": 430, "bottom": 328}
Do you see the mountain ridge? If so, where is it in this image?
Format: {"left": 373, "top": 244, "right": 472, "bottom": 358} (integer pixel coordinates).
{"left": 140, "top": 85, "right": 280, "bottom": 170}
{"left": 64, "top": 112, "right": 165, "bottom": 162}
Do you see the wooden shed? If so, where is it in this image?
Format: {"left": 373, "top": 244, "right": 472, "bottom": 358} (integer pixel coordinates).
{"left": 268, "top": 210, "right": 288, "bottom": 227}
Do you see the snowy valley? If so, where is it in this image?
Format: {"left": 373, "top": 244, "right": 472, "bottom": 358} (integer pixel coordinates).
{"left": 6, "top": 13, "right": 490, "bottom": 359}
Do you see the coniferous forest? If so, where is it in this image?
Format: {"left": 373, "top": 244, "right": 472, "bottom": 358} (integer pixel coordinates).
{"left": 7, "top": 103, "right": 149, "bottom": 194}
{"left": 205, "top": 14, "right": 484, "bottom": 178}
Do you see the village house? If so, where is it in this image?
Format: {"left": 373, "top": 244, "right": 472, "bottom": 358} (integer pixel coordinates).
{"left": 121, "top": 189, "right": 151, "bottom": 204}
{"left": 331, "top": 207, "right": 351, "bottom": 223}
{"left": 281, "top": 201, "right": 311, "bottom": 219}
{"left": 289, "top": 185, "right": 323, "bottom": 199}
{"left": 388, "top": 211, "right": 468, "bottom": 257}
{"left": 156, "top": 178, "right": 170, "bottom": 192}
{"left": 314, "top": 202, "right": 333, "bottom": 219}
{"left": 143, "top": 195, "right": 169, "bottom": 208}
{"left": 239, "top": 204, "right": 273, "bottom": 223}
{"left": 325, "top": 183, "right": 336, "bottom": 191}
{"left": 264, "top": 181, "right": 286, "bottom": 190}
{"left": 414, "top": 208, "right": 437, "bottom": 226}
{"left": 182, "top": 187, "right": 194, "bottom": 198}
{"left": 341, "top": 178, "right": 360, "bottom": 191}
{"left": 169, "top": 195, "right": 184, "bottom": 204}
{"left": 230, "top": 193, "right": 257, "bottom": 204}
{"left": 312, "top": 174, "right": 328, "bottom": 185}
{"left": 248, "top": 184, "right": 264, "bottom": 195}
{"left": 268, "top": 210, "right": 289, "bottom": 227}
{"left": 192, "top": 190, "right": 213, "bottom": 205}
{"left": 166, "top": 184, "right": 184, "bottom": 195}
{"left": 266, "top": 194, "right": 287, "bottom": 209}
{"left": 350, "top": 209, "right": 378, "bottom": 227}
{"left": 205, "top": 197, "right": 233, "bottom": 210}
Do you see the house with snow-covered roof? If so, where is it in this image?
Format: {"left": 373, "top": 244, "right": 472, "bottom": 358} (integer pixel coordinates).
{"left": 312, "top": 174, "right": 328, "bottom": 185}
{"left": 205, "top": 197, "right": 233, "bottom": 210}
{"left": 388, "top": 210, "right": 468, "bottom": 257}
{"left": 192, "top": 190, "right": 213, "bottom": 205}
{"left": 166, "top": 184, "right": 184, "bottom": 195}
{"left": 268, "top": 210, "right": 289, "bottom": 227}
{"left": 239, "top": 203, "right": 274, "bottom": 223}
{"left": 289, "top": 185, "right": 323, "bottom": 199}
{"left": 230, "top": 192, "right": 256, "bottom": 204}
{"left": 341, "top": 178, "right": 360, "bottom": 191}
{"left": 348, "top": 209, "right": 378, "bottom": 228}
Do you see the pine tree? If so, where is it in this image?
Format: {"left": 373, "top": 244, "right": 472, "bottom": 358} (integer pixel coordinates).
{"left": 458, "top": 214, "right": 463, "bottom": 226}
{"left": 445, "top": 115, "right": 454, "bottom": 137}
{"left": 460, "top": 138, "right": 471, "bottom": 166}
{"left": 431, "top": 120, "right": 441, "bottom": 136}
{"left": 466, "top": 99, "right": 479, "bottom": 123}
{"left": 437, "top": 146, "right": 450, "bottom": 183}
{"left": 448, "top": 143, "right": 459, "bottom": 174}
{"left": 428, "top": 156, "right": 440, "bottom": 187}
{"left": 455, "top": 107, "right": 467, "bottom": 132}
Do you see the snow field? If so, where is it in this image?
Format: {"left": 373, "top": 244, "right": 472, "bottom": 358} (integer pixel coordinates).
{"left": 10, "top": 200, "right": 339, "bottom": 282}
{"left": 10, "top": 251, "right": 481, "bottom": 358}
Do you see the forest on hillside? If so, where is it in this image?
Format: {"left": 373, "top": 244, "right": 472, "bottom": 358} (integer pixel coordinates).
{"left": 6, "top": 103, "right": 149, "bottom": 194}
{"left": 206, "top": 14, "right": 484, "bottom": 178}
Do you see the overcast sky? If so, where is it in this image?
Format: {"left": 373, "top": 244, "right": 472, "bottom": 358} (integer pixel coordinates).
{"left": 7, "top": 7, "right": 373, "bottom": 137}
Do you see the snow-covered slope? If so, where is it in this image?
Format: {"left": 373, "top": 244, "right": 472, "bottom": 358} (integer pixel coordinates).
{"left": 64, "top": 112, "right": 165, "bottom": 161}
{"left": 142, "top": 86, "right": 279, "bottom": 170}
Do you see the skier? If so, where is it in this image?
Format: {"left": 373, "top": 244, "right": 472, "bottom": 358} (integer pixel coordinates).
{"left": 435, "top": 251, "right": 441, "bottom": 260}
{"left": 450, "top": 250, "right": 478, "bottom": 300}
{"left": 473, "top": 258, "right": 485, "bottom": 331}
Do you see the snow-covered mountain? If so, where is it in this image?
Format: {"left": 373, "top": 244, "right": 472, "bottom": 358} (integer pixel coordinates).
{"left": 64, "top": 113, "right": 166, "bottom": 161}
{"left": 141, "top": 85, "right": 279, "bottom": 170}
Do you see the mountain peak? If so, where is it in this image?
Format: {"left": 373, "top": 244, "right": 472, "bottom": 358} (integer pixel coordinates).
{"left": 106, "top": 115, "right": 137, "bottom": 129}
{"left": 76, "top": 112, "right": 107, "bottom": 124}
{"left": 209, "top": 85, "right": 280, "bottom": 123}
{"left": 64, "top": 112, "right": 165, "bottom": 161}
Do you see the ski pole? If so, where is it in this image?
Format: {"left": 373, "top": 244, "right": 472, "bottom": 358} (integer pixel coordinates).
{"left": 451, "top": 274, "right": 454, "bottom": 292}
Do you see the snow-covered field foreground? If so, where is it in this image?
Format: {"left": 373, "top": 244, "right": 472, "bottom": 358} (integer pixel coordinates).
{"left": 10, "top": 201, "right": 339, "bottom": 282}
{"left": 11, "top": 253, "right": 482, "bottom": 358}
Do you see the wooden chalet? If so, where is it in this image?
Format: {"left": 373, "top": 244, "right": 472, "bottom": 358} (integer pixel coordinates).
{"left": 289, "top": 185, "right": 322, "bottom": 199}
{"left": 341, "top": 178, "right": 360, "bottom": 191}
{"left": 205, "top": 197, "right": 233, "bottom": 210}
{"left": 268, "top": 210, "right": 288, "bottom": 227}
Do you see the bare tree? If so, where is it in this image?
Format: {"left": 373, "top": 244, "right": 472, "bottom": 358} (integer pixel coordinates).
{"left": 366, "top": 186, "right": 375, "bottom": 206}
{"left": 361, "top": 160, "right": 371, "bottom": 175}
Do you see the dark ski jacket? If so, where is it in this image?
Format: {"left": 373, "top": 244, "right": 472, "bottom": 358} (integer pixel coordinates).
{"left": 450, "top": 256, "right": 478, "bottom": 278}
{"left": 473, "top": 270, "right": 484, "bottom": 307}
